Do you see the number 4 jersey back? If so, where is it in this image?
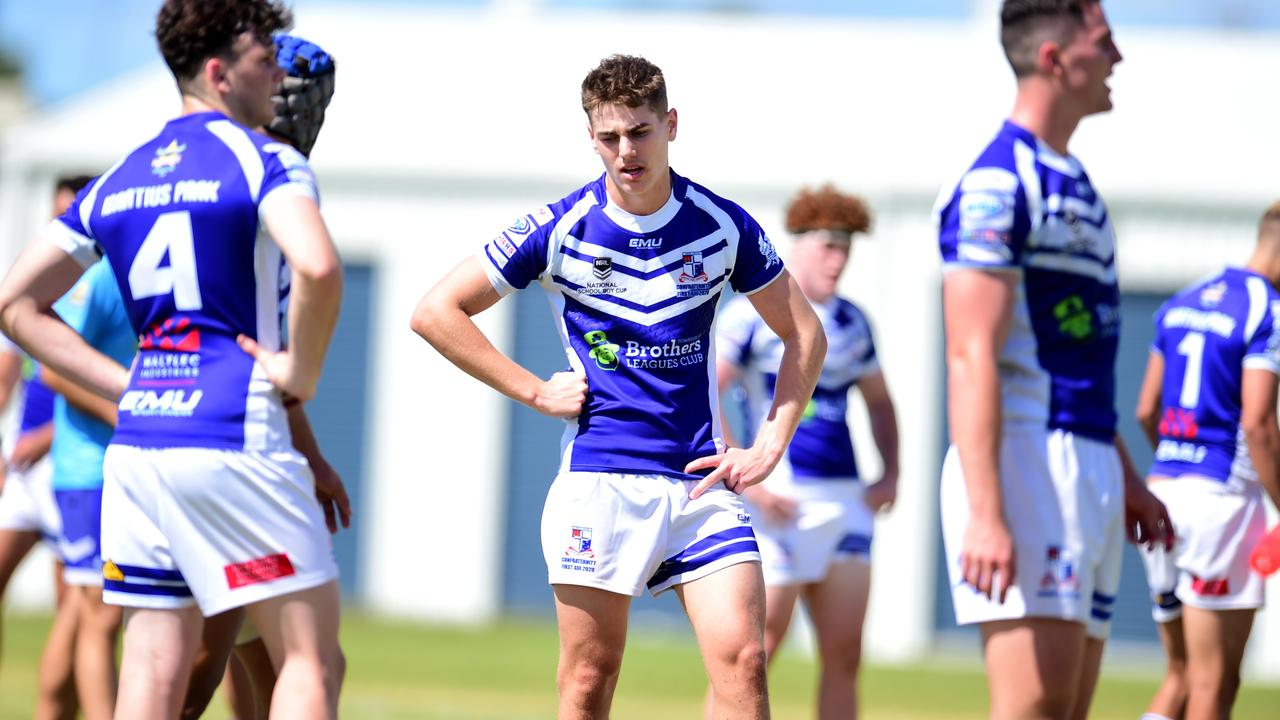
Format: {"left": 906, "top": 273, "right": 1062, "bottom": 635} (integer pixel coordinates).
{"left": 1151, "top": 268, "right": 1280, "bottom": 486}
{"left": 47, "top": 111, "right": 319, "bottom": 451}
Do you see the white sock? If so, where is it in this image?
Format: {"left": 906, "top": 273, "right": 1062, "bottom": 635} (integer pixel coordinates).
{"left": 1140, "top": 714, "right": 1174, "bottom": 720}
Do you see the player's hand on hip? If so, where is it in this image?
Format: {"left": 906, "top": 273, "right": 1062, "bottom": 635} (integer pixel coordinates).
{"left": 742, "top": 484, "right": 797, "bottom": 524}
{"left": 532, "top": 371, "right": 587, "bottom": 418}
{"left": 960, "top": 515, "right": 1016, "bottom": 603}
{"left": 685, "top": 447, "right": 777, "bottom": 500}
{"left": 236, "top": 334, "right": 318, "bottom": 401}
{"left": 1124, "top": 480, "right": 1175, "bottom": 551}
{"left": 311, "top": 460, "right": 352, "bottom": 534}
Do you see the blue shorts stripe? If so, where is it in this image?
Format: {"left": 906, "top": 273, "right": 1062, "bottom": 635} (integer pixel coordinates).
{"left": 114, "top": 564, "right": 186, "bottom": 582}
{"left": 661, "top": 526, "right": 756, "bottom": 566}
{"left": 1092, "top": 590, "right": 1116, "bottom": 605}
{"left": 1090, "top": 607, "right": 1112, "bottom": 621}
{"left": 836, "top": 533, "right": 872, "bottom": 555}
{"left": 104, "top": 579, "right": 192, "bottom": 598}
{"left": 1155, "top": 591, "right": 1182, "bottom": 610}
{"left": 648, "top": 539, "right": 759, "bottom": 589}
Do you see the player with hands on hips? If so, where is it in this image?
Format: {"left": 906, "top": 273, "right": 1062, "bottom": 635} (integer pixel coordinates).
{"left": 712, "top": 185, "right": 900, "bottom": 719}
{"left": 411, "top": 54, "right": 824, "bottom": 719}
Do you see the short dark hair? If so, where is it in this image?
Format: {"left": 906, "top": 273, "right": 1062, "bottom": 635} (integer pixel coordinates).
{"left": 1260, "top": 201, "right": 1280, "bottom": 241}
{"left": 1000, "top": 0, "right": 1094, "bottom": 78}
{"left": 581, "top": 55, "right": 667, "bottom": 119}
{"left": 55, "top": 175, "right": 95, "bottom": 196}
{"left": 785, "top": 185, "right": 871, "bottom": 236}
{"left": 155, "top": 0, "right": 291, "bottom": 84}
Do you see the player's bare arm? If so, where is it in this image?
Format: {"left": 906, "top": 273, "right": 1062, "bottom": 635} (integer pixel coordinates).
{"left": 1115, "top": 434, "right": 1174, "bottom": 550}
{"left": 240, "top": 193, "right": 342, "bottom": 402}
{"left": 687, "top": 270, "right": 824, "bottom": 499}
{"left": 0, "top": 241, "right": 130, "bottom": 401}
{"left": 858, "top": 369, "right": 900, "bottom": 512}
{"left": 41, "top": 365, "right": 118, "bottom": 427}
{"left": 718, "top": 356, "right": 798, "bottom": 523}
{"left": 286, "top": 402, "right": 352, "bottom": 534}
{"left": 943, "top": 267, "right": 1016, "bottom": 602}
{"left": 1241, "top": 367, "right": 1280, "bottom": 509}
{"left": 411, "top": 256, "right": 586, "bottom": 419}
{"left": 1134, "top": 350, "right": 1165, "bottom": 449}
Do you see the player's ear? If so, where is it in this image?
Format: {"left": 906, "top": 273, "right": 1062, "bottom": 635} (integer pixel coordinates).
{"left": 203, "top": 55, "right": 230, "bottom": 94}
{"left": 1036, "top": 41, "right": 1063, "bottom": 77}
{"left": 666, "top": 108, "right": 678, "bottom": 142}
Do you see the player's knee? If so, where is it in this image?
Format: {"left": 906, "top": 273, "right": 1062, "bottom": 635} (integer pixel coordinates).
{"left": 818, "top": 638, "right": 861, "bottom": 679}
{"left": 558, "top": 650, "right": 623, "bottom": 695}
{"left": 720, "top": 641, "right": 768, "bottom": 689}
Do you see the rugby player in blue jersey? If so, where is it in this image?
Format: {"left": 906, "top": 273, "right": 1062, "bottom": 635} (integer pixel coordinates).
{"left": 1135, "top": 203, "right": 1280, "bottom": 720}
{"left": 714, "top": 185, "right": 898, "bottom": 719}
{"left": 412, "top": 54, "right": 825, "bottom": 719}
{"left": 0, "top": 1, "right": 344, "bottom": 718}
{"left": 936, "top": 2, "right": 1172, "bottom": 718}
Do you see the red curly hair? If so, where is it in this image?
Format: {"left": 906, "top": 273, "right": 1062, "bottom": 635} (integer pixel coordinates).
{"left": 784, "top": 185, "right": 872, "bottom": 236}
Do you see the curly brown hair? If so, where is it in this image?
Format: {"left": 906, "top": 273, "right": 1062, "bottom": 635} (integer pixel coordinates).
{"left": 784, "top": 185, "right": 872, "bottom": 236}
{"left": 581, "top": 55, "right": 667, "bottom": 119}
{"left": 156, "top": 0, "right": 291, "bottom": 84}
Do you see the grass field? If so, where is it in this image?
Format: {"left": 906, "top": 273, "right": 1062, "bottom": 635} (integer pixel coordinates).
{"left": 1, "top": 611, "right": 1277, "bottom": 718}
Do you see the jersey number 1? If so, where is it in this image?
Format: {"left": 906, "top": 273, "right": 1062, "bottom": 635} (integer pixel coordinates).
{"left": 128, "top": 211, "right": 203, "bottom": 311}
{"left": 1176, "top": 331, "right": 1205, "bottom": 408}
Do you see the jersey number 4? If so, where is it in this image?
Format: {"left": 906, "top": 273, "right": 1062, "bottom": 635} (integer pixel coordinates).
{"left": 128, "top": 211, "right": 203, "bottom": 311}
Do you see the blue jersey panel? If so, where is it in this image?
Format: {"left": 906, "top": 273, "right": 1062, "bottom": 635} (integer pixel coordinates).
{"left": 718, "top": 295, "right": 879, "bottom": 480}
{"left": 50, "top": 111, "right": 317, "bottom": 451}
{"left": 478, "top": 171, "right": 784, "bottom": 478}
{"left": 1149, "top": 268, "right": 1280, "bottom": 484}
{"left": 19, "top": 373, "right": 55, "bottom": 432}
{"left": 50, "top": 260, "right": 136, "bottom": 491}
{"left": 936, "top": 120, "right": 1119, "bottom": 440}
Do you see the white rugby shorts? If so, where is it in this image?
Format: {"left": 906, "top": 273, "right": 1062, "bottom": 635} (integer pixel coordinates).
{"left": 541, "top": 471, "right": 761, "bottom": 596}
{"left": 100, "top": 445, "right": 338, "bottom": 616}
{"left": 749, "top": 470, "right": 874, "bottom": 587}
{"left": 1140, "top": 476, "right": 1265, "bottom": 622}
{"left": 941, "top": 427, "right": 1125, "bottom": 639}
{"left": 0, "top": 457, "right": 59, "bottom": 541}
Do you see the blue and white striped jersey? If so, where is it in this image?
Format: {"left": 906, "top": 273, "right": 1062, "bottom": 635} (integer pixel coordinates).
{"left": 717, "top": 294, "right": 879, "bottom": 481}
{"left": 479, "top": 170, "right": 785, "bottom": 479}
{"left": 48, "top": 111, "right": 318, "bottom": 451}
{"left": 1149, "top": 268, "right": 1280, "bottom": 486}
{"left": 936, "top": 120, "right": 1121, "bottom": 441}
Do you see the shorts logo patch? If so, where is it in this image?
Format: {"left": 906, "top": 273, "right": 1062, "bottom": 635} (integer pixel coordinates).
{"left": 224, "top": 553, "right": 296, "bottom": 590}
{"left": 1037, "top": 545, "right": 1079, "bottom": 597}
{"left": 1190, "top": 575, "right": 1229, "bottom": 597}
{"left": 103, "top": 560, "right": 125, "bottom": 582}
{"left": 561, "top": 526, "right": 597, "bottom": 573}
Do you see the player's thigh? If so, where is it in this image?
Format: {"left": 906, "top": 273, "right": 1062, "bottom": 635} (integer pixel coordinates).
{"left": 0, "top": 528, "right": 39, "bottom": 588}
{"left": 802, "top": 558, "right": 870, "bottom": 662}
{"left": 762, "top": 582, "right": 803, "bottom": 646}
{"left": 1181, "top": 606, "right": 1255, "bottom": 678}
{"left": 677, "top": 560, "right": 765, "bottom": 661}
{"left": 244, "top": 579, "right": 341, "bottom": 671}
{"left": 552, "top": 583, "right": 631, "bottom": 672}
{"left": 980, "top": 618, "right": 1086, "bottom": 713}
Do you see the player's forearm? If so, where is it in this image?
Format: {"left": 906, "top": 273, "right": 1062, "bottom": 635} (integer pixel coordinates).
{"left": 947, "top": 350, "right": 1004, "bottom": 521}
{"left": 286, "top": 404, "right": 331, "bottom": 474}
{"left": 42, "top": 365, "right": 119, "bottom": 426}
{"left": 411, "top": 297, "right": 545, "bottom": 409}
{"left": 1244, "top": 422, "right": 1280, "bottom": 509}
{"left": 868, "top": 399, "right": 900, "bottom": 480}
{"left": 285, "top": 267, "right": 343, "bottom": 401}
{"left": 2, "top": 304, "right": 128, "bottom": 401}
{"left": 753, "top": 318, "right": 826, "bottom": 466}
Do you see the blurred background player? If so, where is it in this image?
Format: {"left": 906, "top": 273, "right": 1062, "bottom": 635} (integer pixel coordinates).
{"left": 1134, "top": 201, "right": 1280, "bottom": 720}
{"left": 412, "top": 54, "right": 825, "bottom": 719}
{"left": 0, "top": 175, "right": 98, "bottom": 720}
{"left": 935, "top": 2, "right": 1171, "bottom": 718}
{"left": 0, "top": 0, "right": 345, "bottom": 717}
{"left": 181, "top": 32, "right": 347, "bottom": 720}
{"left": 713, "top": 185, "right": 898, "bottom": 719}
{"left": 41, "top": 218, "right": 136, "bottom": 720}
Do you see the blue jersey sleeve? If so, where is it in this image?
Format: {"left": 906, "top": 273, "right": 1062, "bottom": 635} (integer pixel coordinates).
{"left": 1150, "top": 302, "right": 1170, "bottom": 356}
{"left": 937, "top": 165, "right": 1030, "bottom": 270}
{"left": 1244, "top": 298, "right": 1280, "bottom": 375}
{"left": 477, "top": 205, "right": 557, "bottom": 296}
{"left": 259, "top": 141, "right": 319, "bottom": 208}
{"left": 728, "top": 210, "right": 784, "bottom": 295}
{"left": 46, "top": 181, "right": 104, "bottom": 269}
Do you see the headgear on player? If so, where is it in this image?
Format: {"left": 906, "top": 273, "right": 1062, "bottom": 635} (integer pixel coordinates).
{"left": 269, "top": 34, "right": 335, "bottom": 157}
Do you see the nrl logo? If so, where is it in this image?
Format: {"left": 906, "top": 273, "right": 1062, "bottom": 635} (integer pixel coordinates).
{"left": 593, "top": 257, "right": 613, "bottom": 280}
